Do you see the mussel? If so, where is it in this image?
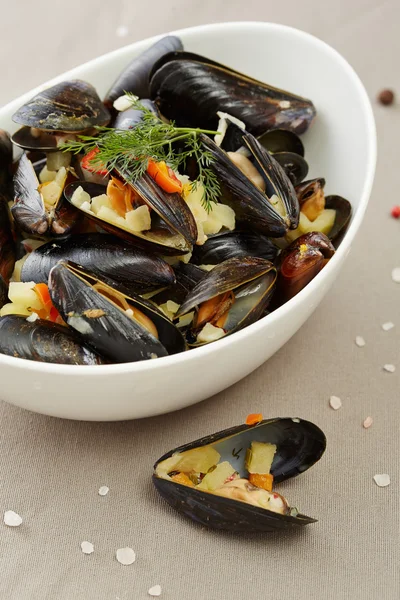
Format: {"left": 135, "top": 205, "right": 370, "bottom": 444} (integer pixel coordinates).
{"left": 258, "top": 129, "right": 305, "bottom": 156}
{"left": 277, "top": 232, "right": 335, "bottom": 303}
{"left": 191, "top": 230, "right": 279, "bottom": 266}
{"left": 0, "top": 275, "right": 7, "bottom": 307}
{"left": 12, "top": 80, "right": 110, "bottom": 133}
{"left": 49, "top": 261, "right": 186, "bottom": 362}
{"left": 150, "top": 51, "right": 316, "bottom": 136}
{"left": 104, "top": 36, "right": 183, "bottom": 109}
{"left": 0, "top": 189, "right": 16, "bottom": 282}
{"left": 20, "top": 233, "right": 175, "bottom": 294}
{"left": 200, "top": 131, "right": 299, "bottom": 237}
{"left": 65, "top": 173, "right": 197, "bottom": 255}
{"left": 0, "top": 315, "right": 105, "bottom": 364}
{"left": 11, "top": 154, "right": 79, "bottom": 236}
{"left": 153, "top": 417, "right": 326, "bottom": 532}
{"left": 325, "top": 195, "right": 352, "bottom": 242}
{"left": 0, "top": 130, "right": 13, "bottom": 184}
{"left": 151, "top": 262, "right": 205, "bottom": 307}
{"left": 113, "top": 99, "right": 159, "bottom": 130}
{"left": 175, "top": 257, "right": 277, "bottom": 345}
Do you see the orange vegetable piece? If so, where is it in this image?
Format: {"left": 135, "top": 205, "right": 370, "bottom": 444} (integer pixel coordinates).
{"left": 245, "top": 413, "right": 263, "bottom": 425}
{"left": 249, "top": 473, "right": 274, "bottom": 492}
{"left": 171, "top": 473, "right": 195, "bottom": 487}
{"left": 34, "top": 283, "right": 52, "bottom": 312}
{"left": 147, "top": 160, "right": 183, "bottom": 194}
{"left": 81, "top": 148, "right": 108, "bottom": 175}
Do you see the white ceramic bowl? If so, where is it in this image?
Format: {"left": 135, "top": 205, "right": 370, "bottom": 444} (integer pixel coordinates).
{"left": 0, "top": 22, "right": 376, "bottom": 421}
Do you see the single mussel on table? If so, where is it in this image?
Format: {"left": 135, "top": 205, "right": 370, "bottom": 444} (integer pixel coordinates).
{"left": 20, "top": 233, "right": 175, "bottom": 295}
{"left": 49, "top": 261, "right": 186, "bottom": 363}
{"left": 200, "top": 129, "right": 299, "bottom": 238}
{"left": 153, "top": 415, "right": 326, "bottom": 532}
{"left": 174, "top": 256, "right": 277, "bottom": 345}
{"left": 0, "top": 315, "right": 105, "bottom": 365}
{"left": 65, "top": 169, "right": 198, "bottom": 255}
{"left": 149, "top": 51, "right": 316, "bottom": 136}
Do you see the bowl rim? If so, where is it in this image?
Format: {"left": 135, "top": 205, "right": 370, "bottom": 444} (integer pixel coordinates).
{"left": 0, "top": 21, "right": 377, "bottom": 376}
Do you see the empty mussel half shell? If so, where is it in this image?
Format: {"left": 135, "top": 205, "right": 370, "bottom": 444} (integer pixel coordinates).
{"left": 21, "top": 233, "right": 175, "bottom": 294}
{"left": 104, "top": 35, "right": 183, "bottom": 109}
{"left": 175, "top": 256, "right": 277, "bottom": 345}
{"left": 191, "top": 230, "right": 279, "bottom": 266}
{"left": 258, "top": 129, "right": 305, "bottom": 156}
{"left": 150, "top": 51, "right": 316, "bottom": 136}
{"left": 64, "top": 176, "right": 197, "bottom": 255}
{"left": 200, "top": 132, "right": 299, "bottom": 237}
{"left": 12, "top": 80, "right": 110, "bottom": 132}
{"left": 325, "top": 195, "right": 352, "bottom": 242}
{"left": 49, "top": 261, "right": 186, "bottom": 363}
{"left": 273, "top": 152, "right": 309, "bottom": 186}
{"left": 153, "top": 417, "right": 326, "bottom": 532}
{"left": 0, "top": 315, "right": 105, "bottom": 365}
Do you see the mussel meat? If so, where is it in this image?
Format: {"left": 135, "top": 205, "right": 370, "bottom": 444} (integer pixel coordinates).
{"left": 150, "top": 51, "right": 316, "bottom": 136}
{"left": 153, "top": 416, "right": 326, "bottom": 532}
{"left": 175, "top": 257, "right": 277, "bottom": 345}
{"left": 12, "top": 80, "right": 110, "bottom": 133}
{"left": 20, "top": 233, "right": 175, "bottom": 294}
{"left": 277, "top": 232, "right": 335, "bottom": 303}
{"left": 104, "top": 36, "right": 183, "bottom": 109}
{"left": 200, "top": 131, "right": 299, "bottom": 237}
{"left": 49, "top": 261, "right": 186, "bottom": 362}
{"left": 0, "top": 315, "right": 105, "bottom": 364}
{"left": 191, "top": 230, "right": 279, "bottom": 266}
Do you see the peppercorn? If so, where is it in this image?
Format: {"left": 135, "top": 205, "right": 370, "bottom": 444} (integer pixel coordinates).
{"left": 377, "top": 89, "right": 395, "bottom": 106}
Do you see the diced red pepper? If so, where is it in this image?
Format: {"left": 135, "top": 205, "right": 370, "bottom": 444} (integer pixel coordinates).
{"left": 147, "top": 160, "right": 182, "bottom": 194}
{"left": 81, "top": 148, "right": 108, "bottom": 175}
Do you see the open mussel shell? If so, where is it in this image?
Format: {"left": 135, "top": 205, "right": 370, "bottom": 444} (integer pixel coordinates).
{"left": 21, "top": 233, "right": 175, "bottom": 294}
{"left": 273, "top": 152, "right": 309, "bottom": 186}
{"left": 49, "top": 261, "right": 186, "bottom": 363}
{"left": 325, "top": 195, "right": 352, "bottom": 241}
{"left": 151, "top": 263, "right": 205, "bottom": 306}
{"left": 12, "top": 80, "right": 110, "bottom": 132}
{"left": 191, "top": 230, "right": 279, "bottom": 266}
{"left": 258, "top": 129, "right": 305, "bottom": 156}
{"left": 104, "top": 36, "right": 183, "bottom": 109}
{"left": 0, "top": 315, "right": 105, "bottom": 365}
{"left": 11, "top": 126, "right": 60, "bottom": 152}
{"left": 153, "top": 417, "right": 326, "bottom": 532}
{"left": 200, "top": 132, "right": 299, "bottom": 237}
{"left": 0, "top": 188, "right": 16, "bottom": 281}
{"left": 0, "top": 130, "right": 13, "bottom": 183}
{"left": 150, "top": 51, "right": 316, "bottom": 136}
{"left": 113, "top": 99, "right": 159, "bottom": 130}
{"left": 176, "top": 257, "right": 277, "bottom": 344}
{"left": 64, "top": 177, "right": 196, "bottom": 255}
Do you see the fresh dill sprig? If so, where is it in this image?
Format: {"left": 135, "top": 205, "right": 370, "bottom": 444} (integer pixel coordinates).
{"left": 62, "top": 94, "right": 221, "bottom": 211}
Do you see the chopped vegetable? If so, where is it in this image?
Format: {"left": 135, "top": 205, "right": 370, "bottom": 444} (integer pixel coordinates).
{"left": 81, "top": 147, "right": 108, "bottom": 175}
{"left": 245, "top": 413, "right": 263, "bottom": 426}
{"left": 147, "top": 160, "right": 183, "bottom": 194}
{"left": 249, "top": 473, "right": 274, "bottom": 492}
{"left": 197, "top": 461, "right": 236, "bottom": 491}
{"left": 171, "top": 473, "right": 195, "bottom": 487}
{"left": 245, "top": 441, "right": 276, "bottom": 474}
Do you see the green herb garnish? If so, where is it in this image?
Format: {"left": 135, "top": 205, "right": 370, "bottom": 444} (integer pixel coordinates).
{"left": 62, "top": 94, "right": 221, "bottom": 211}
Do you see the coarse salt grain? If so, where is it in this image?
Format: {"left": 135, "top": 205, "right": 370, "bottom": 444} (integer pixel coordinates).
{"left": 329, "top": 395, "right": 342, "bottom": 410}
{"left": 116, "top": 25, "right": 129, "bottom": 38}
{"left": 363, "top": 416, "right": 373, "bottom": 429}
{"left": 383, "top": 364, "right": 396, "bottom": 373}
{"left": 373, "top": 474, "right": 390, "bottom": 487}
{"left": 392, "top": 267, "right": 400, "bottom": 283}
{"left": 382, "top": 322, "right": 394, "bottom": 331}
{"left": 355, "top": 336, "right": 366, "bottom": 347}
{"left": 81, "top": 541, "right": 94, "bottom": 555}
{"left": 3, "top": 510, "right": 22, "bottom": 527}
{"left": 116, "top": 547, "right": 136, "bottom": 565}
{"left": 98, "top": 486, "right": 109, "bottom": 496}
{"left": 148, "top": 585, "right": 162, "bottom": 597}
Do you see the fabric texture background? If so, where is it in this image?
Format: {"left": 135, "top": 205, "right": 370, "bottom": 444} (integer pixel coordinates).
{"left": 0, "top": 2, "right": 399, "bottom": 598}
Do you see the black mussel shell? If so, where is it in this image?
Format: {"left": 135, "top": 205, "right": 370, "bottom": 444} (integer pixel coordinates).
{"left": 295, "top": 178, "right": 326, "bottom": 204}
{"left": 21, "top": 233, "right": 175, "bottom": 294}
{"left": 50, "top": 199, "right": 81, "bottom": 237}
{"left": 273, "top": 152, "right": 309, "bottom": 186}
{"left": 200, "top": 132, "right": 299, "bottom": 237}
{"left": 0, "top": 188, "right": 16, "bottom": 282}
{"left": 153, "top": 417, "right": 326, "bottom": 531}
{"left": 0, "top": 130, "right": 13, "bottom": 183}
{"left": 11, "top": 154, "right": 48, "bottom": 235}
{"left": 104, "top": 36, "right": 183, "bottom": 109}
{"left": 11, "top": 127, "right": 59, "bottom": 152}
{"left": 64, "top": 178, "right": 196, "bottom": 255}
{"left": 150, "top": 51, "right": 316, "bottom": 136}
{"left": 0, "top": 275, "right": 7, "bottom": 307}
{"left": 151, "top": 262, "right": 205, "bottom": 306}
{"left": 12, "top": 80, "right": 110, "bottom": 132}
{"left": 325, "top": 195, "right": 352, "bottom": 242}
{"left": 0, "top": 315, "right": 105, "bottom": 365}
{"left": 258, "top": 129, "right": 304, "bottom": 156}
{"left": 191, "top": 230, "right": 279, "bottom": 266}
{"left": 49, "top": 261, "right": 186, "bottom": 362}
{"left": 113, "top": 99, "right": 159, "bottom": 130}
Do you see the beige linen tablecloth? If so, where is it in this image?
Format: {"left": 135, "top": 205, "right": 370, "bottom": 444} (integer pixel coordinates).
{"left": 0, "top": 2, "right": 399, "bottom": 599}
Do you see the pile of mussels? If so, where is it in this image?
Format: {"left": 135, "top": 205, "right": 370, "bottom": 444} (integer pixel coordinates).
{"left": 0, "top": 36, "right": 351, "bottom": 365}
